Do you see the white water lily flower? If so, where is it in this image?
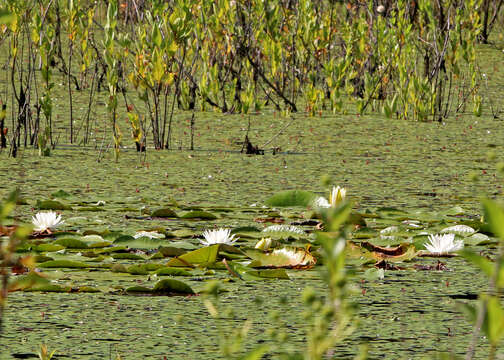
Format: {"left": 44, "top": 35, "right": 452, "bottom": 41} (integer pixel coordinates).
{"left": 271, "top": 248, "right": 313, "bottom": 266}
{"left": 133, "top": 231, "right": 164, "bottom": 239}
{"left": 313, "top": 196, "right": 331, "bottom": 208}
{"left": 314, "top": 186, "right": 346, "bottom": 208}
{"left": 255, "top": 237, "right": 273, "bottom": 250}
{"left": 200, "top": 228, "right": 238, "bottom": 246}
{"left": 425, "top": 233, "right": 464, "bottom": 254}
{"left": 32, "top": 211, "right": 64, "bottom": 232}
{"left": 262, "top": 224, "right": 305, "bottom": 235}
{"left": 380, "top": 226, "right": 399, "bottom": 235}
{"left": 440, "top": 225, "right": 475, "bottom": 236}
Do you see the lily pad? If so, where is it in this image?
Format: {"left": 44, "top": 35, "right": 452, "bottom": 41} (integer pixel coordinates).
{"left": 36, "top": 200, "right": 72, "bottom": 210}
{"left": 151, "top": 208, "right": 178, "bottom": 218}
{"left": 113, "top": 236, "right": 166, "bottom": 249}
{"left": 152, "top": 279, "right": 194, "bottom": 294}
{"left": 9, "top": 271, "right": 51, "bottom": 291}
{"left": 180, "top": 211, "right": 218, "bottom": 220}
{"left": 112, "top": 253, "right": 145, "bottom": 260}
{"left": 34, "top": 244, "right": 65, "bottom": 252}
{"left": 54, "top": 237, "right": 89, "bottom": 249}
{"left": 38, "top": 260, "right": 91, "bottom": 268}
{"left": 156, "top": 267, "right": 193, "bottom": 276}
{"left": 51, "top": 190, "right": 72, "bottom": 199}
{"left": 265, "top": 190, "right": 317, "bottom": 207}
{"left": 166, "top": 244, "right": 220, "bottom": 267}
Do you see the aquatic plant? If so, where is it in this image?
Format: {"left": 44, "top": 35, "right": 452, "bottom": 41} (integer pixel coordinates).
{"left": 255, "top": 237, "right": 273, "bottom": 250}
{"left": 133, "top": 231, "right": 164, "bottom": 239}
{"left": 424, "top": 233, "right": 464, "bottom": 254}
{"left": 200, "top": 228, "right": 238, "bottom": 246}
{"left": 314, "top": 186, "right": 346, "bottom": 208}
{"left": 462, "top": 200, "right": 504, "bottom": 359}
{"left": 31, "top": 212, "right": 64, "bottom": 233}
{"left": 262, "top": 224, "right": 305, "bottom": 235}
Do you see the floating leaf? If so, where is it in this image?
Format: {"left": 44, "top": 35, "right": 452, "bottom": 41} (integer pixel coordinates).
{"left": 113, "top": 236, "right": 166, "bottom": 249}
{"left": 38, "top": 260, "right": 90, "bottom": 268}
{"left": 156, "top": 267, "right": 193, "bottom": 276}
{"left": 9, "top": 271, "right": 50, "bottom": 291}
{"left": 24, "top": 284, "right": 71, "bottom": 292}
{"left": 230, "top": 262, "right": 290, "bottom": 280}
{"left": 33, "top": 255, "right": 54, "bottom": 263}
{"left": 125, "top": 285, "right": 153, "bottom": 293}
{"left": 78, "top": 206, "right": 106, "bottom": 212}
{"left": 51, "top": 190, "right": 71, "bottom": 199}
{"left": 151, "top": 208, "right": 178, "bottom": 218}
{"left": 158, "top": 247, "right": 187, "bottom": 257}
{"left": 180, "top": 211, "right": 217, "bottom": 220}
{"left": 265, "top": 190, "right": 317, "bottom": 207}
{"left": 36, "top": 200, "right": 72, "bottom": 210}
{"left": 364, "top": 268, "right": 385, "bottom": 281}
{"left": 112, "top": 253, "right": 145, "bottom": 260}
{"left": 349, "top": 241, "right": 418, "bottom": 262}
{"left": 464, "top": 233, "right": 493, "bottom": 246}
{"left": 34, "top": 244, "right": 65, "bottom": 252}
{"left": 126, "top": 265, "right": 149, "bottom": 275}
{"left": 166, "top": 244, "right": 220, "bottom": 267}
{"left": 152, "top": 279, "right": 194, "bottom": 294}
{"left": 54, "top": 237, "right": 89, "bottom": 249}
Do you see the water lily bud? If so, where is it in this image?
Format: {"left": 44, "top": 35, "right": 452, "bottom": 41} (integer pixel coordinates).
{"left": 255, "top": 237, "right": 273, "bottom": 250}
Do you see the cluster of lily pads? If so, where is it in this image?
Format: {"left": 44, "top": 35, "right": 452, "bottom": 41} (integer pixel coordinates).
{"left": 5, "top": 186, "right": 491, "bottom": 296}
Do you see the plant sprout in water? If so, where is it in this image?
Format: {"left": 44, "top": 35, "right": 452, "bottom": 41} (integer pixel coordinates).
{"left": 32, "top": 211, "right": 64, "bottom": 233}
{"left": 425, "top": 233, "right": 464, "bottom": 255}
{"left": 200, "top": 228, "right": 238, "bottom": 246}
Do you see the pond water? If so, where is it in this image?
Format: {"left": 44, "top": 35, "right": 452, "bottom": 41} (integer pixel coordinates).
{"left": 1, "top": 110, "right": 503, "bottom": 359}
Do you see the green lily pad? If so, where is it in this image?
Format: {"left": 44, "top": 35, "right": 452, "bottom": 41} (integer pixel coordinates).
{"left": 125, "top": 285, "right": 153, "bottom": 293}
{"left": 166, "top": 244, "right": 220, "bottom": 267}
{"left": 152, "top": 279, "right": 194, "bottom": 294}
{"left": 36, "top": 200, "right": 73, "bottom": 210}
{"left": 9, "top": 271, "right": 51, "bottom": 291}
{"left": 78, "top": 206, "right": 106, "bottom": 212}
{"left": 155, "top": 267, "right": 193, "bottom": 276}
{"left": 112, "top": 253, "right": 145, "bottom": 260}
{"left": 54, "top": 237, "right": 89, "bottom": 249}
{"left": 33, "top": 255, "right": 54, "bottom": 263}
{"left": 180, "top": 211, "right": 218, "bottom": 220}
{"left": 151, "top": 208, "right": 178, "bottom": 218}
{"left": 38, "top": 260, "right": 90, "bottom": 268}
{"left": 24, "top": 284, "right": 71, "bottom": 292}
{"left": 265, "top": 190, "right": 317, "bottom": 207}
{"left": 51, "top": 190, "right": 72, "bottom": 199}
{"left": 113, "top": 236, "right": 166, "bottom": 249}
{"left": 171, "top": 229, "right": 195, "bottom": 238}
{"left": 158, "top": 246, "right": 188, "bottom": 257}
{"left": 34, "top": 244, "right": 65, "bottom": 252}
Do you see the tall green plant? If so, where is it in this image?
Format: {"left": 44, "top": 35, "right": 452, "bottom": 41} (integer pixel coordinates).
{"left": 104, "top": 0, "right": 121, "bottom": 161}
{"left": 461, "top": 200, "right": 504, "bottom": 360}
{"left": 0, "top": 190, "right": 32, "bottom": 333}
